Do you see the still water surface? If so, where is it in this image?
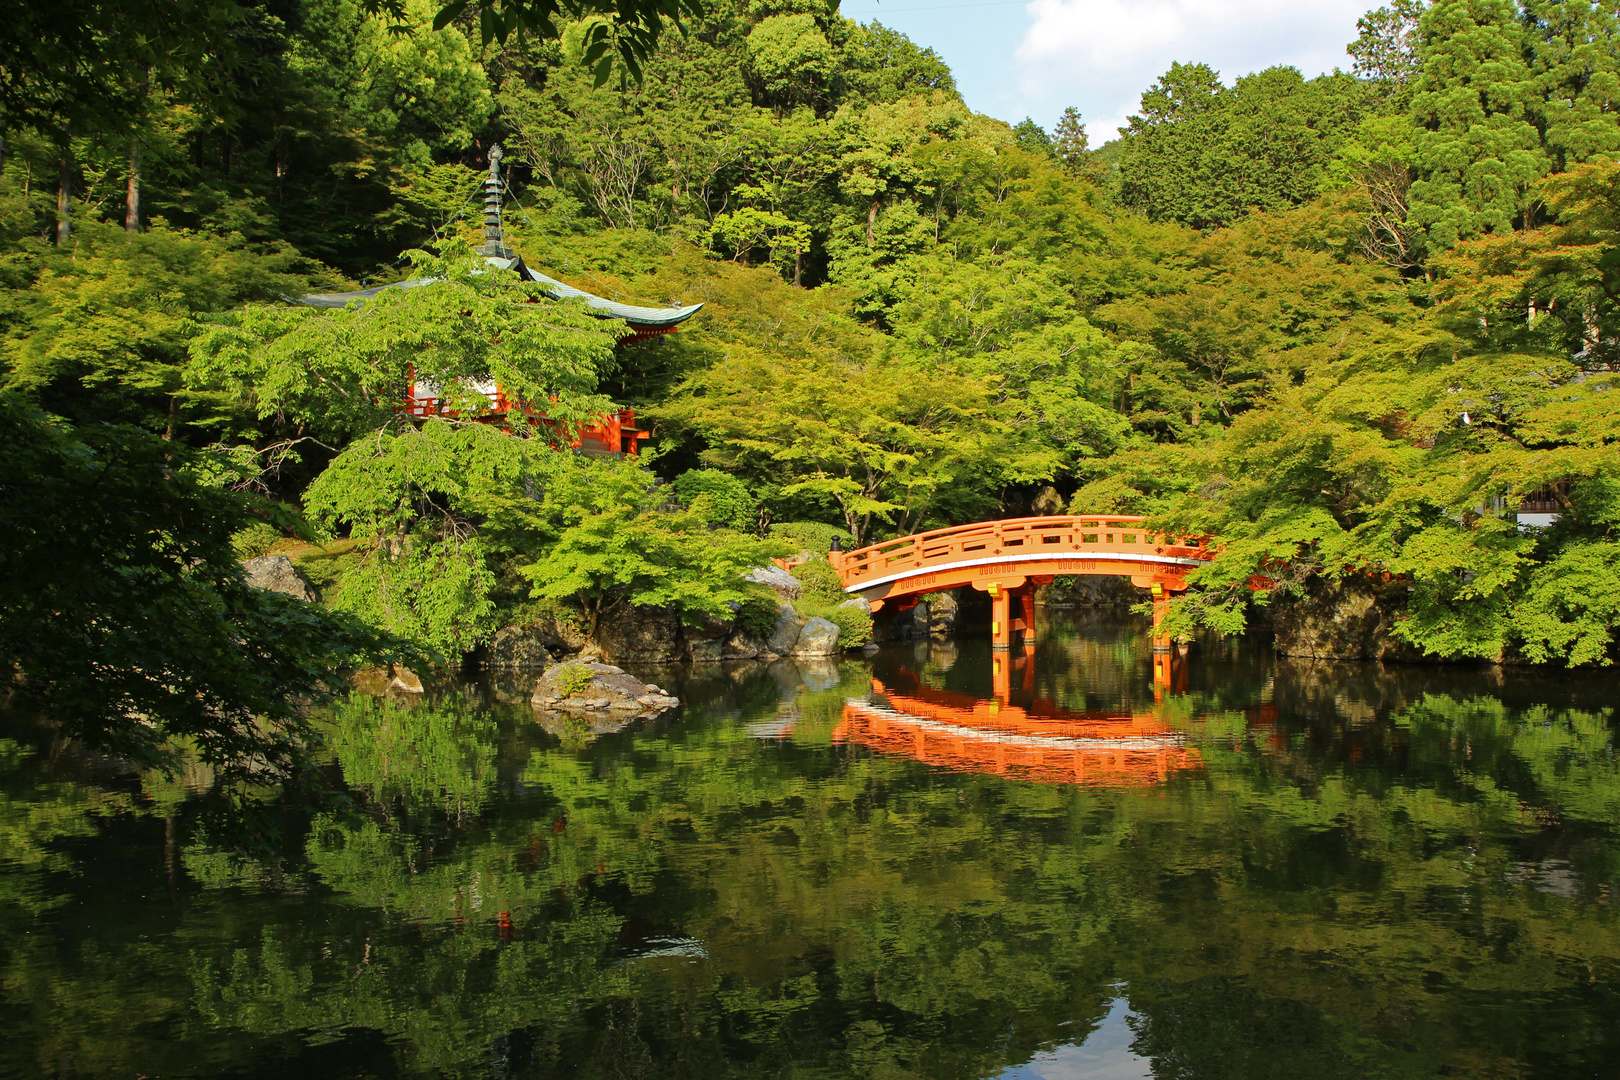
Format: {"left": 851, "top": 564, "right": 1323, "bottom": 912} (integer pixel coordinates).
{"left": 3, "top": 611, "right": 1619, "bottom": 1078}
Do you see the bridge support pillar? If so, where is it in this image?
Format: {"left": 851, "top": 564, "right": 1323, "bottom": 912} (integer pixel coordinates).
{"left": 990, "top": 585, "right": 1011, "bottom": 651}
{"left": 1151, "top": 582, "right": 1173, "bottom": 689}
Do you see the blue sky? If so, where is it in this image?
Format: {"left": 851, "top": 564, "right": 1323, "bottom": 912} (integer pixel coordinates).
{"left": 835, "top": 0, "right": 1374, "bottom": 145}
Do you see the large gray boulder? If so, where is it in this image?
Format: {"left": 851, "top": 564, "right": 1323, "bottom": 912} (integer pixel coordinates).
{"left": 241, "top": 556, "right": 318, "bottom": 603}
{"left": 688, "top": 637, "right": 727, "bottom": 662}
{"left": 871, "top": 601, "right": 927, "bottom": 643}
{"left": 486, "top": 624, "right": 561, "bottom": 669}
{"left": 745, "top": 565, "right": 803, "bottom": 600}
{"left": 790, "top": 616, "right": 841, "bottom": 656}
{"left": 926, "top": 590, "right": 958, "bottom": 638}
{"left": 530, "top": 660, "right": 679, "bottom": 715}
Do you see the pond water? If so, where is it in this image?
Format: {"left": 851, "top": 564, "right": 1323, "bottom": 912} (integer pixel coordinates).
{"left": 3, "top": 610, "right": 1619, "bottom": 1079}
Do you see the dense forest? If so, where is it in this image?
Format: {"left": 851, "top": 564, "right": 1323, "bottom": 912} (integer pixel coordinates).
{"left": 2, "top": 0, "right": 1618, "bottom": 771}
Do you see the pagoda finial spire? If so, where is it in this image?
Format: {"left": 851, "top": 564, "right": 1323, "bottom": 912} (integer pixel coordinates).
{"left": 483, "top": 143, "right": 511, "bottom": 259}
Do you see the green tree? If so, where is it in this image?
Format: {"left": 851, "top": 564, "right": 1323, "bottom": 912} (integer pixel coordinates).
{"left": 1349, "top": 0, "right": 1427, "bottom": 91}
{"left": 0, "top": 396, "right": 404, "bottom": 776}
{"left": 186, "top": 251, "right": 620, "bottom": 443}
{"left": 1408, "top": 0, "right": 1547, "bottom": 248}
{"left": 1051, "top": 105, "right": 1090, "bottom": 176}
{"left": 1012, "top": 117, "right": 1053, "bottom": 157}
{"left": 657, "top": 345, "right": 1040, "bottom": 543}
{"left": 519, "top": 454, "right": 786, "bottom": 637}
{"left": 1119, "top": 64, "right": 1374, "bottom": 229}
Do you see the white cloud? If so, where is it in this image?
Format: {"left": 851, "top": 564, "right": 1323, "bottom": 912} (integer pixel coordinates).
{"left": 1013, "top": 0, "right": 1370, "bottom": 140}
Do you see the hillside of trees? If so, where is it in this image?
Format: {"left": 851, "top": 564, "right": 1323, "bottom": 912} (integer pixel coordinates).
{"left": 2, "top": 0, "right": 1617, "bottom": 771}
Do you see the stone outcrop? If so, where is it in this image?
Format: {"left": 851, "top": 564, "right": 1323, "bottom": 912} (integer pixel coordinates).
{"left": 926, "top": 590, "right": 959, "bottom": 638}
{"left": 485, "top": 611, "right": 588, "bottom": 668}
{"left": 594, "top": 605, "right": 683, "bottom": 663}
{"left": 722, "top": 630, "right": 764, "bottom": 660}
{"left": 486, "top": 624, "right": 562, "bottom": 669}
{"left": 1031, "top": 485, "right": 1065, "bottom": 516}
{"left": 682, "top": 609, "right": 734, "bottom": 663}
{"left": 240, "top": 555, "right": 318, "bottom": 603}
{"left": 745, "top": 565, "right": 803, "bottom": 600}
{"left": 1271, "top": 575, "right": 1424, "bottom": 662}
{"left": 529, "top": 660, "right": 679, "bottom": 715}
{"left": 1039, "top": 576, "right": 1140, "bottom": 608}
{"left": 872, "top": 600, "right": 929, "bottom": 642}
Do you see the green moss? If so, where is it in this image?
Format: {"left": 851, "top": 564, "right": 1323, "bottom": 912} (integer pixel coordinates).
{"left": 290, "top": 537, "right": 375, "bottom": 596}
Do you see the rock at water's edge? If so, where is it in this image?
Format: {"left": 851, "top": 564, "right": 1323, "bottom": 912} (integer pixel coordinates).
{"left": 530, "top": 660, "right": 678, "bottom": 715}
{"left": 790, "top": 617, "right": 841, "bottom": 656}
{"left": 925, "top": 590, "right": 958, "bottom": 638}
{"left": 764, "top": 603, "right": 806, "bottom": 655}
{"left": 593, "top": 605, "right": 683, "bottom": 663}
{"left": 1272, "top": 575, "right": 1424, "bottom": 662}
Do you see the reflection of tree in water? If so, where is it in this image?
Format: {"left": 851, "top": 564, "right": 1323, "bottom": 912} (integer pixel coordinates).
{"left": 1125, "top": 978, "right": 1365, "bottom": 1080}
{"left": 4, "top": 629, "right": 1620, "bottom": 1078}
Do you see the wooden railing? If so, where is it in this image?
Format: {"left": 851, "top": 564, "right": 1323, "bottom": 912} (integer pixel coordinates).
{"left": 829, "top": 515, "right": 1215, "bottom": 592}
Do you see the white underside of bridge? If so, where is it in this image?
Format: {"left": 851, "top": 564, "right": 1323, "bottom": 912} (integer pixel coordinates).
{"left": 843, "top": 550, "right": 1208, "bottom": 594}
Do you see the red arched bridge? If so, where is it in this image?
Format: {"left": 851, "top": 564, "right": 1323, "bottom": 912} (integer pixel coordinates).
{"left": 829, "top": 515, "right": 1219, "bottom": 672}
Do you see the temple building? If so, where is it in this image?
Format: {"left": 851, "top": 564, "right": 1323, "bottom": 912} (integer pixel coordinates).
{"left": 297, "top": 145, "right": 700, "bottom": 456}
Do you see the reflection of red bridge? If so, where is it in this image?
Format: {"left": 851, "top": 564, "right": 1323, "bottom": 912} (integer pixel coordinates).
{"left": 837, "top": 675, "right": 1203, "bottom": 788}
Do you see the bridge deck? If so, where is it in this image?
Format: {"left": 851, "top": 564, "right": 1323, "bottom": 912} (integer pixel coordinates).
{"left": 830, "top": 515, "right": 1214, "bottom": 607}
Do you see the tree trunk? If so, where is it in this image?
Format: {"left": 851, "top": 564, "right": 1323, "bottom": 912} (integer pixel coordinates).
{"left": 793, "top": 250, "right": 802, "bottom": 287}
{"left": 866, "top": 196, "right": 879, "bottom": 246}
{"left": 55, "top": 145, "right": 73, "bottom": 247}
{"left": 125, "top": 142, "right": 141, "bottom": 233}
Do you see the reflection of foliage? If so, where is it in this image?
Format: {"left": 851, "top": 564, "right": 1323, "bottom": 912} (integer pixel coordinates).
{"left": 0, "top": 739, "right": 136, "bottom": 916}
{"left": 7, "top": 646, "right": 1620, "bottom": 1078}
{"left": 321, "top": 692, "right": 500, "bottom": 816}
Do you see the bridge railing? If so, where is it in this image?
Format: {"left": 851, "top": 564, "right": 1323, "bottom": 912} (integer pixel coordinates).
{"left": 829, "top": 515, "right": 1214, "bottom": 590}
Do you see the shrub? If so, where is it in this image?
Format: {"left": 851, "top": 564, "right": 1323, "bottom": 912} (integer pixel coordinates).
{"left": 230, "top": 522, "right": 282, "bottom": 560}
{"left": 794, "top": 557, "right": 848, "bottom": 603}
{"left": 553, "top": 663, "right": 595, "bottom": 697}
{"left": 769, "top": 521, "right": 852, "bottom": 556}
{"left": 674, "top": 468, "right": 759, "bottom": 531}
{"left": 734, "top": 591, "right": 780, "bottom": 639}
